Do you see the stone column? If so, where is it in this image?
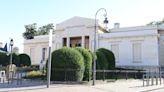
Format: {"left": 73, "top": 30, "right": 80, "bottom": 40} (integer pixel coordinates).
{"left": 67, "top": 37, "right": 70, "bottom": 47}
{"left": 82, "top": 36, "right": 85, "bottom": 48}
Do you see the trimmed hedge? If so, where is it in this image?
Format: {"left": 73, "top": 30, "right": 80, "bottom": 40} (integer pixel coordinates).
{"left": 75, "top": 47, "right": 92, "bottom": 81}
{"left": 98, "top": 48, "right": 115, "bottom": 69}
{"left": 96, "top": 50, "right": 108, "bottom": 69}
{"left": 88, "top": 50, "right": 94, "bottom": 62}
{"left": 0, "top": 52, "right": 8, "bottom": 66}
{"left": 51, "top": 47, "right": 84, "bottom": 81}
{"left": 7, "top": 53, "right": 20, "bottom": 67}
{"left": 0, "top": 53, "right": 31, "bottom": 67}
{"left": 19, "top": 54, "right": 31, "bottom": 66}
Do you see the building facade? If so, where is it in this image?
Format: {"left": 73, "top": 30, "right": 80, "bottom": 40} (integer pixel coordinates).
{"left": 0, "top": 42, "right": 2, "bottom": 48}
{"left": 23, "top": 16, "right": 164, "bottom": 69}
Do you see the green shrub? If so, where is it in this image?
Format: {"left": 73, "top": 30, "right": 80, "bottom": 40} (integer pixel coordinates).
{"left": 51, "top": 47, "right": 84, "bottom": 81}
{"left": 98, "top": 48, "right": 115, "bottom": 69}
{"left": 75, "top": 47, "right": 92, "bottom": 81}
{"left": 88, "top": 49, "right": 94, "bottom": 62}
{"left": 96, "top": 50, "right": 108, "bottom": 69}
{"left": 0, "top": 52, "right": 8, "bottom": 66}
{"left": 16, "top": 67, "right": 38, "bottom": 72}
{"left": 26, "top": 70, "right": 42, "bottom": 77}
{"left": 25, "top": 70, "right": 45, "bottom": 79}
{"left": 19, "top": 54, "right": 31, "bottom": 66}
{"left": 7, "top": 53, "right": 20, "bottom": 67}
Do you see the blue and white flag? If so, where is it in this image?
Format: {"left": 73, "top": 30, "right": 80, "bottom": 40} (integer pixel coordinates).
{"left": 0, "top": 43, "right": 8, "bottom": 52}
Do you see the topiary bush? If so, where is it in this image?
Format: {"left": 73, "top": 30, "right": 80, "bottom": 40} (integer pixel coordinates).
{"left": 96, "top": 50, "right": 108, "bottom": 69}
{"left": 88, "top": 49, "right": 94, "bottom": 62}
{"left": 98, "top": 48, "right": 115, "bottom": 69}
{"left": 7, "top": 53, "right": 20, "bottom": 67}
{"left": 51, "top": 47, "right": 84, "bottom": 81}
{"left": 75, "top": 47, "right": 92, "bottom": 81}
{"left": 19, "top": 54, "right": 31, "bottom": 66}
{"left": 0, "top": 52, "right": 8, "bottom": 66}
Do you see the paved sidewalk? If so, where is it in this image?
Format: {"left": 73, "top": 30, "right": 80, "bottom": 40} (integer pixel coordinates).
{"left": 1, "top": 79, "right": 164, "bottom": 92}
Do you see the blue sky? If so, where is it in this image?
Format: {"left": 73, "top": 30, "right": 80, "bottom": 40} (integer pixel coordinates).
{"left": 0, "top": 0, "right": 164, "bottom": 52}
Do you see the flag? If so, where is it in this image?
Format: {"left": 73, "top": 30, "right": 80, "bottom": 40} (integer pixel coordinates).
{"left": 3, "top": 43, "right": 7, "bottom": 52}
{"left": 0, "top": 43, "right": 8, "bottom": 52}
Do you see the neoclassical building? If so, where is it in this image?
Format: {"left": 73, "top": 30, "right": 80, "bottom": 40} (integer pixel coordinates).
{"left": 23, "top": 16, "right": 164, "bottom": 69}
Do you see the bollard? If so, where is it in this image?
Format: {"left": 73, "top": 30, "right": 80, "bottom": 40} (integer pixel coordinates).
{"left": 143, "top": 74, "right": 145, "bottom": 87}
{"left": 134, "top": 72, "right": 137, "bottom": 79}
{"left": 103, "top": 70, "right": 105, "bottom": 81}
{"left": 151, "top": 73, "right": 154, "bottom": 86}
{"left": 20, "top": 73, "right": 22, "bottom": 85}
{"left": 156, "top": 73, "right": 158, "bottom": 85}
{"left": 17, "top": 73, "right": 19, "bottom": 85}
{"left": 160, "top": 73, "right": 162, "bottom": 85}
{"left": 115, "top": 71, "right": 118, "bottom": 80}
{"left": 126, "top": 71, "right": 128, "bottom": 80}
{"left": 163, "top": 73, "right": 164, "bottom": 84}
{"left": 143, "top": 74, "right": 147, "bottom": 87}
{"left": 146, "top": 74, "right": 149, "bottom": 86}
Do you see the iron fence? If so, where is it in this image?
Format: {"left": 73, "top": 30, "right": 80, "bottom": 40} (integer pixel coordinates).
{"left": 50, "top": 68, "right": 85, "bottom": 82}
{"left": 96, "top": 69, "right": 145, "bottom": 81}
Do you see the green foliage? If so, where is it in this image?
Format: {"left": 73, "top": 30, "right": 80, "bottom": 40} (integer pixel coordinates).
{"left": 147, "top": 18, "right": 164, "bottom": 25}
{"left": 96, "top": 50, "right": 108, "bottom": 69}
{"left": 37, "top": 23, "right": 54, "bottom": 35}
{"left": 16, "top": 67, "right": 38, "bottom": 72}
{"left": 27, "top": 70, "right": 42, "bottom": 77}
{"left": 19, "top": 54, "right": 31, "bottom": 66}
{"left": 75, "top": 47, "right": 92, "bottom": 81}
{"left": 0, "top": 53, "right": 32, "bottom": 67}
{"left": 7, "top": 53, "right": 20, "bottom": 67}
{"left": 98, "top": 48, "right": 115, "bottom": 69}
{"left": 23, "top": 23, "right": 37, "bottom": 39}
{"left": 0, "top": 52, "right": 8, "bottom": 66}
{"left": 51, "top": 47, "right": 84, "bottom": 81}
{"left": 23, "top": 23, "right": 54, "bottom": 39}
{"left": 25, "top": 70, "right": 45, "bottom": 79}
{"left": 12, "top": 53, "right": 20, "bottom": 67}
{"left": 88, "top": 49, "right": 94, "bottom": 61}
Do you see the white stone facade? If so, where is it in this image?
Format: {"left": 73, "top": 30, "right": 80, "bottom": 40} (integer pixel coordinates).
{"left": 99, "top": 25, "right": 159, "bottom": 67}
{"left": 0, "top": 42, "right": 2, "bottom": 48}
{"left": 23, "top": 16, "right": 164, "bottom": 68}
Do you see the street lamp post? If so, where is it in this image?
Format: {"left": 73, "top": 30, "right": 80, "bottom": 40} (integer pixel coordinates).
{"left": 47, "top": 29, "right": 53, "bottom": 88}
{"left": 10, "top": 39, "right": 14, "bottom": 65}
{"left": 93, "top": 8, "right": 108, "bottom": 86}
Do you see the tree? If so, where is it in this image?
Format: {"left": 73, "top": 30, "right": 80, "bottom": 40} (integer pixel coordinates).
{"left": 37, "top": 23, "right": 54, "bottom": 35}
{"left": 147, "top": 18, "right": 164, "bottom": 25}
{"left": 23, "top": 23, "right": 37, "bottom": 39}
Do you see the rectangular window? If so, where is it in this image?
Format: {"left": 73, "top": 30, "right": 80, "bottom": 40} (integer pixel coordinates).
{"left": 111, "top": 44, "right": 119, "bottom": 62}
{"left": 63, "top": 38, "right": 67, "bottom": 47}
{"left": 133, "top": 43, "right": 142, "bottom": 63}
{"left": 30, "top": 48, "right": 35, "bottom": 62}
{"left": 42, "top": 48, "right": 47, "bottom": 61}
{"left": 85, "top": 36, "right": 89, "bottom": 49}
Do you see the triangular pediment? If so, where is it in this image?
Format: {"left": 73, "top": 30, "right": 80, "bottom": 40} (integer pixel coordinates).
{"left": 56, "top": 16, "right": 95, "bottom": 30}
